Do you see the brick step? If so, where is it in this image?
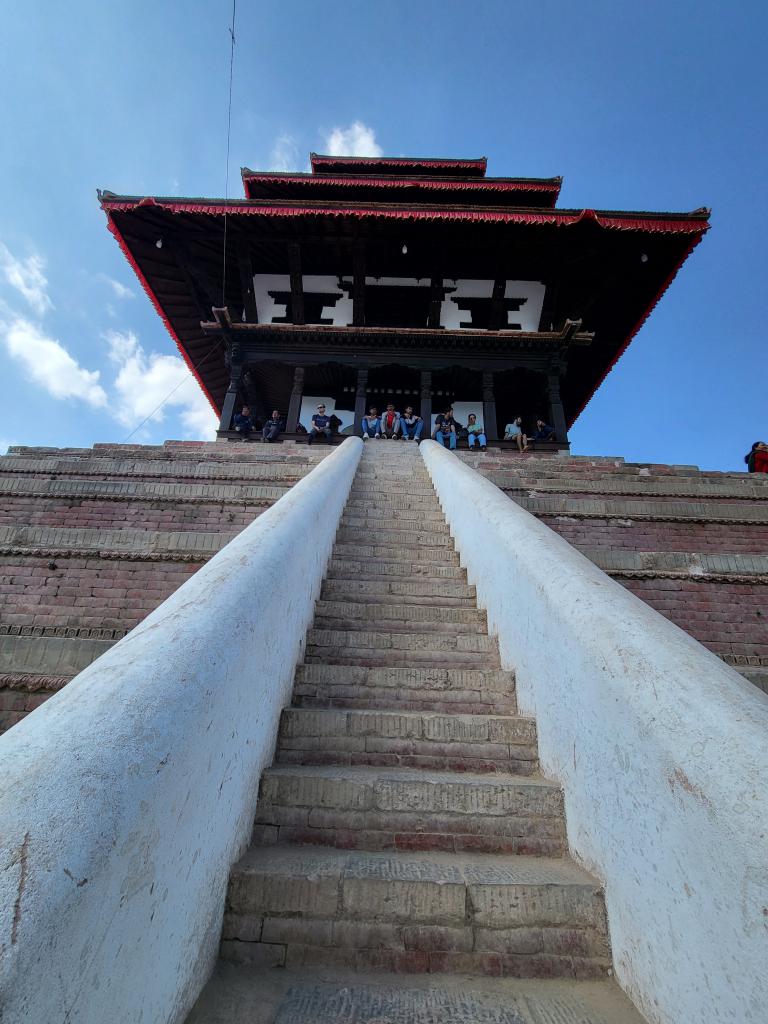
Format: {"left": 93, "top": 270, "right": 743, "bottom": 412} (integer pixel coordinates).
{"left": 314, "top": 600, "right": 485, "bottom": 630}
{"left": 327, "top": 558, "right": 466, "bottom": 581}
{"left": 222, "top": 846, "right": 609, "bottom": 977}
{"left": 332, "top": 542, "right": 460, "bottom": 565}
{"left": 293, "top": 663, "right": 517, "bottom": 715}
{"left": 275, "top": 707, "right": 538, "bottom": 774}
{"left": 321, "top": 579, "right": 476, "bottom": 604}
{"left": 252, "top": 764, "right": 563, "bottom": 855}
{"left": 337, "top": 525, "right": 453, "bottom": 547}
{"left": 186, "top": 965, "right": 648, "bottom": 1022}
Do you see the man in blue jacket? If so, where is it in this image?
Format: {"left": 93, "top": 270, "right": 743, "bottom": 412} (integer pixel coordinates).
{"left": 307, "top": 404, "right": 332, "bottom": 445}
{"left": 232, "top": 405, "right": 254, "bottom": 441}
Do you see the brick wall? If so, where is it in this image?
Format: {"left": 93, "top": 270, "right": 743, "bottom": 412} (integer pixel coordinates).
{"left": 3, "top": 441, "right": 766, "bottom": 734}
{"left": 0, "top": 440, "right": 330, "bottom": 733}
{"left": 459, "top": 450, "right": 768, "bottom": 694}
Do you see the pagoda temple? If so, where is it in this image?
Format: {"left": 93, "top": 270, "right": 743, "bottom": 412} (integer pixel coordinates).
{"left": 98, "top": 153, "right": 709, "bottom": 444}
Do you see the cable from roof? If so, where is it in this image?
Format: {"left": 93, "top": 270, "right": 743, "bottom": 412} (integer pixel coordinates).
{"left": 221, "top": 0, "right": 237, "bottom": 307}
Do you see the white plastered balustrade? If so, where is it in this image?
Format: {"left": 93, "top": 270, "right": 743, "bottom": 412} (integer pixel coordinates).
{"left": 420, "top": 439, "right": 768, "bottom": 1024}
{"left": 0, "top": 437, "right": 363, "bottom": 1024}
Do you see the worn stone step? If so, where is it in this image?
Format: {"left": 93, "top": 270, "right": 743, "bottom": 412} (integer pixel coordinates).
{"left": 346, "top": 496, "right": 439, "bottom": 511}
{"left": 186, "top": 964, "right": 648, "bottom": 1022}
{"left": 321, "top": 578, "right": 476, "bottom": 605}
{"left": 327, "top": 558, "right": 465, "bottom": 582}
{"left": 222, "top": 846, "right": 609, "bottom": 977}
{"left": 312, "top": 616, "right": 484, "bottom": 637}
{"left": 293, "top": 663, "right": 517, "bottom": 715}
{"left": 313, "top": 600, "right": 485, "bottom": 632}
{"left": 337, "top": 525, "right": 454, "bottom": 547}
{"left": 305, "top": 630, "right": 498, "bottom": 669}
{"left": 333, "top": 542, "right": 460, "bottom": 565}
{"left": 253, "top": 764, "right": 563, "bottom": 855}
{"left": 351, "top": 474, "right": 433, "bottom": 485}
{"left": 276, "top": 707, "right": 538, "bottom": 774}
{"left": 341, "top": 515, "right": 451, "bottom": 535}
{"left": 343, "top": 506, "right": 443, "bottom": 525}
{"left": 307, "top": 628, "right": 495, "bottom": 654}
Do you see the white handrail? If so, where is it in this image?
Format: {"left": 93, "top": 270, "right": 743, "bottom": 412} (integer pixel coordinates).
{"left": 420, "top": 439, "right": 768, "bottom": 1024}
{"left": 0, "top": 437, "right": 363, "bottom": 1024}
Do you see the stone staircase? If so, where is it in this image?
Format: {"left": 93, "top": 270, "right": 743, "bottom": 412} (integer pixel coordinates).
{"left": 188, "top": 442, "right": 644, "bottom": 1023}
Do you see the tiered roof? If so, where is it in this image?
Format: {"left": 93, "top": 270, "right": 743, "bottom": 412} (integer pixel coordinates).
{"left": 99, "top": 153, "right": 709, "bottom": 425}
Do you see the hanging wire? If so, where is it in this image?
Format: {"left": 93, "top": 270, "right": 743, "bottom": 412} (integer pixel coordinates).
{"left": 122, "top": 3, "right": 237, "bottom": 443}
{"left": 122, "top": 4, "right": 237, "bottom": 443}
{"left": 221, "top": 0, "right": 237, "bottom": 306}
{"left": 121, "top": 338, "right": 226, "bottom": 443}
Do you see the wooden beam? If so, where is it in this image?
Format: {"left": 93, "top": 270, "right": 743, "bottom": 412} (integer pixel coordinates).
{"left": 352, "top": 242, "right": 366, "bottom": 327}
{"left": 236, "top": 241, "right": 259, "bottom": 323}
{"left": 165, "top": 238, "right": 217, "bottom": 322}
{"left": 487, "top": 277, "right": 507, "bottom": 331}
{"left": 288, "top": 243, "right": 305, "bottom": 325}
{"left": 428, "top": 272, "right": 443, "bottom": 328}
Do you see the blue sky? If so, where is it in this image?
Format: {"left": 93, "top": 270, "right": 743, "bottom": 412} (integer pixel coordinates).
{"left": 0, "top": 0, "right": 765, "bottom": 469}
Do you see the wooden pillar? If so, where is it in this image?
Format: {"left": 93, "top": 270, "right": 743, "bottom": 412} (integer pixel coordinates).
{"left": 354, "top": 368, "right": 368, "bottom": 435}
{"left": 286, "top": 366, "right": 305, "bottom": 432}
{"left": 218, "top": 335, "right": 243, "bottom": 431}
{"left": 420, "top": 370, "right": 433, "bottom": 437}
{"left": 482, "top": 371, "right": 499, "bottom": 440}
{"left": 547, "top": 371, "right": 568, "bottom": 443}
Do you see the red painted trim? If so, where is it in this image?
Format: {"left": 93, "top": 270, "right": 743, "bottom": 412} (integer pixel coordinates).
{"left": 310, "top": 154, "right": 487, "bottom": 173}
{"left": 100, "top": 198, "right": 708, "bottom": 235}
{"left": 566, "top": 230, "right": 708, "bottom": 428}
{"left": 104, "top": 213, "right": 221, "bottom": 415}
{"left": 243, "top": 173, "right": 559, "bottom": 197}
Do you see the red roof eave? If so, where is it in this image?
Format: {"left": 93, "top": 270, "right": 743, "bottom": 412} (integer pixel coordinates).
{"left": 309, "top": 153, "right": 487, "bottom": 175}
{"left": 101, "top": 196, "right": 709, "bottom": 235}
{"left": 104, "top": 211, "right": 222, "bottom": 415}
{"left": 566, "top": 228, "right": 708, "bottom": 428}
{"left": 242, "top": 172, "right": 561, "bottom": 201}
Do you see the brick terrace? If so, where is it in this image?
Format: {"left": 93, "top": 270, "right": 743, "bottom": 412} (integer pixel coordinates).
{"left": 1, "top": 439, "right": 766, "bottom": 734}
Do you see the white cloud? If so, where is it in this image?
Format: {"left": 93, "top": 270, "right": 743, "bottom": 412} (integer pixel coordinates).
{"left": 323, "top": 121, "right": 382, "bottom": 158}
{"left": 98, "top": 274, "right": 134, "bottom": 300}
{"left": 0, "top": 242, "right": 52, "bottom": 316}
{"left": 105, "top": 329, "right": 217, "bottom": 439}
{"left": 270, "top": 133, "right": 300, "bottom": 172}
{"left": 1, "top": 316, "right": 107, "bottom": 407}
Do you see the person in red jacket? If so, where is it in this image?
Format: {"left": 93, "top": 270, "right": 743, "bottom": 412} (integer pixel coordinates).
{"left": 745, "top": 441, "right": 768, "bottom": 473}
{"left": 380, "top": 404, "right": 401, "bottom": 439}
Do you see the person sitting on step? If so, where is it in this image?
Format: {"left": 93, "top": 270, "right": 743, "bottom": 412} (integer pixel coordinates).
{"left": 262, "top": 409, "right": 284, "bottom": 443}
{"left": 307, "top": 404, "right": 332, "bottom": 445}
{"left": 400, "top": 406, "right": 424, "bottom": 443}
{"left": 504, "top": 416, "right": 529, "bottom": 452}
{"left": 466, "top": 413, "right": 487, "bottom": 452}
{"left": 531, "top": 418, "right": 556, "bottom": 443}
{"left": 380, "top": 403, "right": 401, "bottom": 439}
{"left": 433, "top": 407, "right": 458, "bottom": 450}
{"left": 361, "top": 407, "right": 381, "bottom": 440}
{"left": 232, "top": 405, "right": 254, "bottom": 442}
